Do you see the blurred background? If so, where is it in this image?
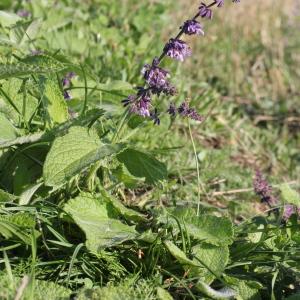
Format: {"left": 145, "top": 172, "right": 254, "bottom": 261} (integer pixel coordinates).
{"left": 1, "top": 0, "right": 299, "bottom": 217}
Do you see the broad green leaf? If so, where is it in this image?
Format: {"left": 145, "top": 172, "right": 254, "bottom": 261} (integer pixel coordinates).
{"left": 0, "top": 189, "right": 16, "bottom": 202}
{"left": 43, "top": 126, "right": 126, "bottom": 187}
{"left": 164, "top": 241, "right": 199, "bottom": 267}
{"left": 224, "top": 276, "right": 262, "bottom": 300}
{"left": 112, "top": 164, "right": 144, "bottom": 188}
{"left": 0, "top": 108, "right": 104, "bottom": 149}
{"left": 0, "top": 212, "right": 36, "bottom": 244}
{"left": 64, "top": 193, "right": 137, "bottom": 251}
{"left": 19, "top": 182, "right": 43, "bottom": 205}
{"left": 0, "top": 55, "right": 66, "bottom": 80}
{"left": 117, "top": 148, "right": 167, "bottom": 184}
{"left": 0, "top": 11, "right": 21, "bottom": 27}
{"left": 10, "top": 19, "right": 42, "bottom": 47}
{"left": 39, "top": 77, "right": 68, "bottom": 125}
{"left": 0, "top": 113, "right": 18, "bottom": 142}
{"left": 1, "top": 147, "right": 45, "bottom": 195}
{"left": 192, "top": 243, "right": 229, "bottom": 283}
{"left": 182, "top": 214, "right": 233, "bottom": 246}
{"left": 280, "top": 184, "right": 300, "bottom": 206}
{"left": 101, "top": 190, "right": 147, "bottom": 223}
{"left": 169, "top": 209, "right": 234, "bottom": 246}
{"left": 156, "top": 287, "right": 173, "bottom": 300}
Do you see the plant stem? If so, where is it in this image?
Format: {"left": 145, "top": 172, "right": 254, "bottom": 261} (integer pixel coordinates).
{"left": 112, "top": 108, "right": 130, "bottom": 143}
{"left": 188, "top": 120, "right": 202, "bottom": 216}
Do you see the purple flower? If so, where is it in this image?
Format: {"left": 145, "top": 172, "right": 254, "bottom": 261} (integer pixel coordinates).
{"left": 253, "top": 170, "right": 277, "bottom": 206}
{"left": 62, "top": 72, "right": 76, "bottom": 87}
{"left": 142, "top": 60, "right": 169, "bottom": 89}
{"left": 122, "top": 95, "right": 136, "bottom": 107}
{"left": 31, "top": 50, "right": 43, "bottom": 56}
{"left": 283, "top": 205, "right": 295, "bottom": 221}
{"left": 129, "top": 96, "right": 151, "bottom": 117}
{"left": 64, "top": 90, "right": 72, "bottom": 100}
{"left": 167, "top": 103, "right": 177, "bottom": 117}
{"left": 17, "top": 9, "right": 31, "bottom": 18}
{"left": 164, "top": 39, "right": 191, "bottom": 62}
{"left": 199, "top": 3, "right": 213, "bottom": 19}
{"left": 181, "top": 20, "right": 204, "bottom": 36}
{"left": 215, "top": 0, "right": 225, "bottom": 7}
{"left": 178, "top": 100, "right": 204, "bottom": 122}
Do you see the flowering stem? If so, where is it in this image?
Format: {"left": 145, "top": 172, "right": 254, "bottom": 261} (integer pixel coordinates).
{"left": 112, "top": 108, "right": 130, "bottom": 143}
{"left": 157, "top": 0, "right": 217, "bottom": 64}
{"left": 188, "top": 120, "right": 202, "bottom": 216}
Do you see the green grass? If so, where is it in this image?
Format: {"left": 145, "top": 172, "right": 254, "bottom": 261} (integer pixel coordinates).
{"left": 0, "top": 0, "right": 299, "bottom": 299}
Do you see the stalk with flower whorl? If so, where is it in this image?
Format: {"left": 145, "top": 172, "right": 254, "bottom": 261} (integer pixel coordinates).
{"left": 122, "top": 0, "right": 241, "bottom": 124}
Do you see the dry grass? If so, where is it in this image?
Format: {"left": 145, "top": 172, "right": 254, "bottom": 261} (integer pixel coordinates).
{"left": 169, "top": 0, "right": 299, "bottom": 102}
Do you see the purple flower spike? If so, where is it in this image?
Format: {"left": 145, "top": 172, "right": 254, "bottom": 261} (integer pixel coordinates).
{"left": 129, "top": 96, "right": 151, "bottom": 117}
{"left": 199, "top": 3, "right": 213, "bottom": 19}
{"left": 17, "top": 9, "right": 31, "bottom": 18}
{"left": 142, "top": 60, "right": 169, "bottom": 90}
{"left": 164, "top": 39, "right": 191, "bottom": 62}
{"left": 216, "top": 0, "right": 225, "bottom": 7}
{"left": 167, "top": 103, "right": 177, "bottom": 117}
{"left": 64, "top": 90, "right": 72, "bottom": 100}
{"left": 253, "top": 170, "right": 277, "bottom": 206}
{"left": 178, "top": 100, "right": 204, "bottom": 122}
{"left": 181, "top": 20, "right": 204, "bottom": 36}
{"left": 283, "top": 205, "right": 295, "bottom": 221}
{"left": 62, "top": 72, "right": 76, "bottom": 87}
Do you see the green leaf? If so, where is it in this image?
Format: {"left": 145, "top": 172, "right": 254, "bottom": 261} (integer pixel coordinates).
{"left": 0, "top": 108, "right": 104, "bottom": 149}
{"left": 224, "top": 276, "right": 262, "bottom": 300}
{"left": 279, "top": 184, "right": 300, "bottom": 206}
{"left": 101, "top": 190, "right": 147, "bottom": 223}
{"left": 156, "top": 287, "right": 173, "bottom": 300}
{"left": 39, "top": 77, "right": 68, "bottom": 125}
{"left": 43, "top": 126, "right": 126, "bottom": 187}
{"left": 169, "top": 209, "right": 234, "bottom": 246}
{"left": 0, "top": 113, "right": 18, "bottom": 142}
{"left": 0, "top": 55, "right": 66, "bottom": 80}
{"left": 0, "top": 212, "right": 36, "bottom": 244}
{"left": 0, "top": 189, "right": 16, "bottom": 202}
{"left": 0, "top": 11, "right": 21, "bottom": 27}
{"left": 19, "top": 182, "right": 43, "bottom": 205}
{"left": 182, "top": 214, "right": 233, "bottom": 246}
{"left": 164, "top": 241, "right": 199, "bottom": 267}
{"left": 10, "top": 19, "right": 42, "bottom": 47}
{"left": 112, "top": 164, "right": 144, "bottom": 188}
{"left": 117, "top": 148, "right": 167, "bottom": 184}
{"left": 192, "top": 243, "right": 229, "bottom": 283}
{"left": 64, "top": 193, "right": 138, "bottom": 251}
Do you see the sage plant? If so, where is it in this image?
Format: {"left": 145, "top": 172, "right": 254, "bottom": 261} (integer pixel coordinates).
{"left": 122, "top": 0, "right": 241, "bottom": 124}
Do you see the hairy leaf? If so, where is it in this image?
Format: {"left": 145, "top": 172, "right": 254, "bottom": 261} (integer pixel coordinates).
{"left": 0, "top": 108, "right": 104, "bottom": 148}
{"left": 64, "top": 193, "right": 137, "bottom": 251}
{"left": 164, "top": 241, "right": 199, "bottom": 267}
{"left": 43, "top": 126, "right": 126, "bottom": 187}
{"left": 39, "top": 77, "right": 68, "bottom": 125}
{"left": 192, "top": 243, "right": 229, "bottom": 283}
{"left": 117, "top": 148, "right": 167, "bottom": 184}
{"left": 0, "top": 113, "right": 18, "bottom": 142}
{"left": 101, "top": 190, "right": 147, "bottom": 223}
